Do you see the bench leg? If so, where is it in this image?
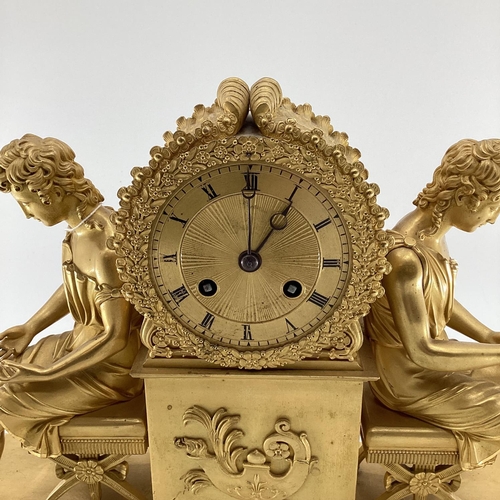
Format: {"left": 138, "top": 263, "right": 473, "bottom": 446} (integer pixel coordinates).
{"left": 358, "top": 443, "right": 367, "bottom": 467}
{"left": 47, "top": 453, "right": 147, "bottom": 500}
{"left": 88, "top": 482, "right": 102, "bottom": 500}
{"left": 375, "top": 464, "right": 462, "bottom": 500}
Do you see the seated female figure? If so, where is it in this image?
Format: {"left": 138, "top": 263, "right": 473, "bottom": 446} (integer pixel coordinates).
{"left": 365, "top": 138, "right": 500, "bottom": 470}
{"left": 0, "top": 134, "right": 143, "bottom": 458}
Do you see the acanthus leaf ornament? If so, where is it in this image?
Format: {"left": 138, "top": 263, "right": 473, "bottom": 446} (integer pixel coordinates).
{"left": 112, "top": 77, "right": 391, "bottom": 368}
{"left": 174, "top": 406, "right": 319, "bottom": 500}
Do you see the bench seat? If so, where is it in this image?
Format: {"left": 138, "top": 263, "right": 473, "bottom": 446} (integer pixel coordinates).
{"left": 46, "top": 395, "right": 148, "bottom": 500}
{"left": 360, "top": 384, "right": 463, "bottom": 500}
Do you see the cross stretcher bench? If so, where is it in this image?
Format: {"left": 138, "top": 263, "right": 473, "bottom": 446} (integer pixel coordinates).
{"left": 360, "top": 384, "right": 463, "bottom": 500}
{"left": 45, "top": 395, "right": 148, "bottom": 500}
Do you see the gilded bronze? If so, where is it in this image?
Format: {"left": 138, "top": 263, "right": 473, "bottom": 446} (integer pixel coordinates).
{"left": 48, "top": 395, "right": 148, "bottom": 500}
{"left": 365, "top": 138, "right": 500, "bottom": 472}
{"left": 113, "top": 77, "right": 390, "bottom": 369}
{"left": 0, "top": 134, "right": 143, "bottom": 459}
{"left": 174, "top": 406, "right": 318, "bottom": 499}
{"left": 141, "top": 359, "right": 377, "bottom": 499}
{"left": 360, "top": 381, "right": 463, "bottom": 499}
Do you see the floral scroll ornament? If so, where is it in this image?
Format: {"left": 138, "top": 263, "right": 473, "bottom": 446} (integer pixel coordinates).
{"left": 174, "top": 406, "right": 318, "bottom": 499}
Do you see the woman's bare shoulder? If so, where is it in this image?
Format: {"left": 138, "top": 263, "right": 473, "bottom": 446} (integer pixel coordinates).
{"left": 386, "top": 246, "right": 423, "bottom": 281}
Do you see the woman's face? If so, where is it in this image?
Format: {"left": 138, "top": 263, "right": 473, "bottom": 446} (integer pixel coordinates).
{"left": 11, "top": 186, "right": 69, "bottom": 226}
{"left": 447, "top": 196, "right": 500, "bottom": 232}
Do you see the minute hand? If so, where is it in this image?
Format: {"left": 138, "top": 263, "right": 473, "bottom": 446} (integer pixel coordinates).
{"left": 253, "top": 202, "right": 292, "bottom": 254}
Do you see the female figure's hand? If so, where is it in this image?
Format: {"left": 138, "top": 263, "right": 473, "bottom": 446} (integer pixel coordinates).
{"left": 0, "top": 325, "right": 35, "bottom": 360}
{"left": 0, "top": 285, "right": 69, "bottom": 362}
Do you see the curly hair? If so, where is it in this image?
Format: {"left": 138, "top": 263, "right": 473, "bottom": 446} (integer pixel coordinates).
{"left": 0, "top": 134, "right": 104, "bottom": 221}
{"left": 414, "top": 138, "right": 500, "bottom": 239}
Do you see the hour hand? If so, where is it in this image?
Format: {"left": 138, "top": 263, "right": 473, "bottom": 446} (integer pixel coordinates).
{"left": 242, "top": 171, "right": 258, "bottom": 255}
{"left": 253, "top": 201, "right": 291, "bottom": 254}
{"left": 238, "top": 202, "right": 289, "bottom": 273}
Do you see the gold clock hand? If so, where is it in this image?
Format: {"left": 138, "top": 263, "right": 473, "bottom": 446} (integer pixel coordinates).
{"left": 253, "top": 201, "right": 291, "bottom": 254}
{"left": 246, "top": 194, "right": 252, "bottom": 255}
{"left": 242, "top": 168, "right": 258, "bottom": 255}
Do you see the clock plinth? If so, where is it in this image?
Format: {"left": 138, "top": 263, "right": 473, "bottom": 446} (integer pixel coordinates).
{"left": 132, "top": 343, "right": 377, "bottom": 500}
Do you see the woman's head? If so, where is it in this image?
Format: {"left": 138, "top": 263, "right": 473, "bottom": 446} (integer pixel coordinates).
{"left": 414, "top": 138, "right": 500, "bottom": 238}
{"left": 0, "top": 134, "right": 103, "bottom": 221}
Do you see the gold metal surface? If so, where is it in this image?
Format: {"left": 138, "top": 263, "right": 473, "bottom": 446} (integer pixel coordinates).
{"left": 48, "top": 396, "right": 148, "bottom": 500}
{"left": 360, "top": 384, "right": 463, "bottom": 499}
{"left": 174, "top": 406, "right": 318, "bottom": 499}
{"left": 148, "top": 160, "right": 352, "bottom": 354}
{"left": 113, "top": 77, "right": 390, "bottom": 369}
{"left": 0, "top": 135, "right": 143, "bottom": 462}
{"left": 364, "top": 138, "right": 500, "bottom": 473}
{"left": 140, "top": 343, "right": 377, "bottom": 500}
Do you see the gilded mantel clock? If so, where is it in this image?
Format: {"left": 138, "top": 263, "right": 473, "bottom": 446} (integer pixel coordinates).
{"left": 112, "top": 77, "right": 390, "bottom": 369}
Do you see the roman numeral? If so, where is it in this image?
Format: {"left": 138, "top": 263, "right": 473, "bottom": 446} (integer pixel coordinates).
{"left": 308, "top": 290, "right": 329, "bottom": 308}
{"left": 201, "top": 183, "right": 219, "bottom": 200}
{"left": 314, "top": 218, "right": 331, "bottom": 231}
{"left": 169, "top": 214, "right": 188, "bottom": 227}
{"left": 285, "top": 318, "right": 297, "bottom": 333}
{"left": 242, "top": 324, "right": 253, "bottom": 341}
{"left": 200, "top": 312, "right": 215, "bottom": 330}
{"left": 170, "top": 285, "right": 189, "bottom": 304}
{"left": 243, "top": 172, "right": 258, "bottom": 191}
{"left": 323, "top": 258, "right": 341, "bottom": 268}
{"left": 161, "top": 253, "right": 177, "bottom": 263}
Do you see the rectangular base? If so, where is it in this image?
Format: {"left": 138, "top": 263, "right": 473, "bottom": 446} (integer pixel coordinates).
{"left": 135, "top": 344, "right": 377, "bottom": 500}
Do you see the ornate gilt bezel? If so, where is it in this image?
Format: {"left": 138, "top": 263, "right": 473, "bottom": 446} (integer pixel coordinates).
{"left": 112, "top": 77, "right": 391, "bottom": 369}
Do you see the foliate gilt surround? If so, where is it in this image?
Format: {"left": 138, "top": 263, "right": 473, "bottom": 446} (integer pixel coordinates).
{"left": 111, "top": 77, "right": 391, "bottom": 369}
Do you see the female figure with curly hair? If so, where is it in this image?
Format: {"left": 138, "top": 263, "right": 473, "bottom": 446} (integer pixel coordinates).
{"left": 0, "top": 134, "right": 142, "bottom": 458}
{"left": 365, "top": 138, "right": 500, "bottom": 470}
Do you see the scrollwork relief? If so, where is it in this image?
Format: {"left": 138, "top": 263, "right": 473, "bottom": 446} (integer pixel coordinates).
{"left": 174, "top": 406, "right": 318, "bottom": 499}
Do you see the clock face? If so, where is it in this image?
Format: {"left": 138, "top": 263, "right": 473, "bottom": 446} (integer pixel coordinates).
{"left": 149, "top": 163, "right": 352, "bottom": 349}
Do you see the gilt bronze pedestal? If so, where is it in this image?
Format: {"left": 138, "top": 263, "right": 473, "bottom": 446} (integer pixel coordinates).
{"left": 132, "top": 343, "right": 377, "bottom": 500}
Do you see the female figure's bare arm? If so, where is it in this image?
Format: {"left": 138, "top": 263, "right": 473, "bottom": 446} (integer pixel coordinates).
{"left": 18, "top": 295, "right": 134, "bottom": 380}
{"left": 1, "top": 239, "right": 134, "bottom": 382}
{"left": 447, "top": 300, "right": 498, "bottom": 343}
{"left": 385, "top": 247, "right": 500, "bottom": 372}
{"left": 0, "top": 285, "right": 69, "bottom": 360}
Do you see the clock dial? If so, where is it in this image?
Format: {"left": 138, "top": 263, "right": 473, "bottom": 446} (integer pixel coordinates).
{"left": 149, "top": 163, "right": 351, "bottom": 348}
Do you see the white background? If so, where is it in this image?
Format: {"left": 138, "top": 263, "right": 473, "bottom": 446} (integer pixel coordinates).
{"left": 0, "top": 1, "right": 499, "bottom": 341}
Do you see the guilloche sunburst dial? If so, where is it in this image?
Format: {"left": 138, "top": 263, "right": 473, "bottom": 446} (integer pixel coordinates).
{"left": 149, "top": 163, "right": 351, "bottom": 348}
